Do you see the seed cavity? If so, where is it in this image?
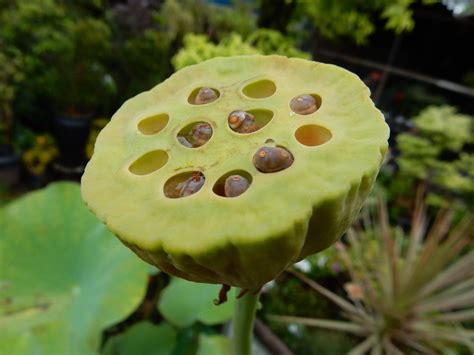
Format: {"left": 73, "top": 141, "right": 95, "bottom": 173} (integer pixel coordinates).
{"left": 228, "top": 109, "right": 273, "bottom": 134}
{"left": 177, "top": 121, "right": 213, "bottom": 148}
{"left": 290, "top": 94, "right": 321, "bottom": 115}
{"left": 164, "top": 171, "right": 205, "bottom": 198}
{"left": 228, "top": 110, "right": 259, "bottom": 133}
{"left": 188, "top": 87, "right": 220, "bottom": 105}
{"left": 213, "top": 170, "right": 252, "bottom": 197}
{"left": 295, "top": 124, "right": 332, "bottom": 146}
{"left": 253, "top": 146, "right": 293, "bottom": 173}
{"left": 129, "top": 150, "right": 168, "bottom": 175}
{"left": 242, "top": 79, "right": 276, "bottom": 99}
{"left": 138, "top": 113, "right": 169, "bottom": 135}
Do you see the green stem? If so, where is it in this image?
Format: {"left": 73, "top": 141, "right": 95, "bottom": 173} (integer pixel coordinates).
{"left": 233, "top": 289, "right": 260, "bottom": 355}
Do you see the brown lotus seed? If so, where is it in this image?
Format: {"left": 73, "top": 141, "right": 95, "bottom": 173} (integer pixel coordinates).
{"left": 189, "top": 123, "right": 212, "bottom": 147}
{"left": 253, "top": 146, "right": 294, "bottom": 173}
{"left": 195, "top": 87, "right": 218, "bottom": 104}
{"left": 228, "top": 110, "right": 260, "bottom": 133}
{"left": 290, "top": 94, "right": 318, "bottom": 115}
{"left": 224, "top": 175, "right": 250, "bottom": 197}
{"left": 174, "top": 172, "right": 205, "bottom": 197}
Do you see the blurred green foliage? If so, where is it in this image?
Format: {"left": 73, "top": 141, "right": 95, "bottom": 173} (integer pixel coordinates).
{"left": 0, "top": 0, "right": 113, "bottom": 117}
{"left": 172, "top": 33, "right": 259, "bottom": 70}
{"left": 0, "top": 22, "right": 24, "bottom": 144}
{"left": 262, "top": 276, "right": 356, "bottom": 354}
{"left": 158, "top": 278, "right": 235, "bottom": 328}
{"left": 172, "top": 29, "right": 310, "bottom": 70}
{"left": 0, "top": 183, "right": 150, "bottom": 354}
{"left": 411, "top": 105, "right": 472, "bottom": 151}
{"left": 103, "top": 322, "right": 177, "bottom": 355}
{"left": 0, "top": 48, "right": 23, "bottom": 105}
{"left": 297, "top": 0, "right": 438, "bottom": 44}
{"left": 158, "top": 0, "right": 256, "bottom": 43}
{"left": 395, "top": 105, "right": 474, "bottom": 208}
{"left": 111, "top": 29, "right": 170, "bottom": 103}
{"left": 0, "top": 183, "right": 235, "bottom": 354}
{"left": 246, "top": 29, "right": 311, "bottom": 59}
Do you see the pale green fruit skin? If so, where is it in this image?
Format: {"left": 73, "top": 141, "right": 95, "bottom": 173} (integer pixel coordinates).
{"left": 81, "top": 55, "right": 389, "bottom": 288}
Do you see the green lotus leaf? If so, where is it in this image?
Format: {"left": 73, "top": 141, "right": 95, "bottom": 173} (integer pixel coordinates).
{"left": 103, "top": 321, "right": 177, "bottom": 355}
{"left": 0, "top": 183, "right": 149, "bottom": 354}
{"left": 158, "top": 278, "right": 235, "bottom": 327}
{"left": 82, "top": 55, "right": 389, "bottom": 288}
{"left": 197, "top": 334, "right": 231, "bottom": 355}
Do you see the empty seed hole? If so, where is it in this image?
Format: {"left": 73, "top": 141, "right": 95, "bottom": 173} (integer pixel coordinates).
{"left": 138, "top": 114, "right": 169, "bottom": 135}
{"left": 295, "top": 125, "right": 332, "bottom": 146}
{"left": 164, "top": 171, "right": 205, "bottom": 198}
{"left": 213, "top": 170, "right": 253, "bottom": 197}
{"left": 290, "top": 94, "right": 322, "bottom": 115}
{"left": 188, "top": 87, "right": 220, "bottom": 105}
{"left": 242, "top": 79, "right": 276, "bottom": 99}
{"left": 177, "top": 121, "right": 213, "bottom": 148}
{"left": 129, "top": 150, "right": 168, "bottom": 175}
{"left": 228, "top": 109, "right": 273, "bottom": 134}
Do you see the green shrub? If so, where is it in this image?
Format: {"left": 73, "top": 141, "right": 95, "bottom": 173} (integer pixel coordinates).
{"left": 298, "top": 0, "right": 438, "bottom": 44}
{"left": 172, "top": 33, "right": 259, "bottom": 70}
{"left": 172, "top": 30, "right": 310, "bottom": 70}
{"left": 395, "top": 105, "right": 474, "bottom": 208}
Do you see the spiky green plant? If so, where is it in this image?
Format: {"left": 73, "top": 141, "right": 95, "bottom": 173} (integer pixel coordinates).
{"left": 271, "top": 189, "right": 474, "bottom": 354}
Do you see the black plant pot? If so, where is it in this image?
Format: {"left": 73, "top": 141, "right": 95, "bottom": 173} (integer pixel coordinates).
{"left": 0, "top": 145, "right": 21, "bottom": 187}
{"left": 53, "top": 114, "right": 91, "bottom": 173}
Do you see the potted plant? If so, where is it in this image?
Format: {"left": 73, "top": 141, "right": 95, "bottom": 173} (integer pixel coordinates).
{"left": 51, "top": 18, "right": 114, "bottom": 173}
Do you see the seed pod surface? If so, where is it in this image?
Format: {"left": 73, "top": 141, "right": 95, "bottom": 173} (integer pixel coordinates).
{"left": 82, "top": 55, "right": 389, "bottom": 288}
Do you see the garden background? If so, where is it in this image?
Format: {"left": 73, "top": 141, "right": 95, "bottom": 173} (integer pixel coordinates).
{"left": 0, "top": 1, "right": 473, "bottom": 354}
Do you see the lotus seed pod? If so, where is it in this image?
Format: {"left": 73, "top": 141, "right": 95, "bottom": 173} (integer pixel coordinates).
{"left": 228, "top": 110, "right": 260, "bottom": 133}
{"left": 81, "top": 55, "right": 389, "bottom": 288}
{"left": 195, "top": 87, "right": 218, "bottom": 104}
{"left": 224, "top": 175, "right": 250, "bottom": 197}
{"left": 290, "top": 94, "right": 318, "bottom": 115}
{"left": 189, "top": 122, "right": 213, "bottom": 147}
{"left": 253, "top": 146, "right": 294, "bottom": 173}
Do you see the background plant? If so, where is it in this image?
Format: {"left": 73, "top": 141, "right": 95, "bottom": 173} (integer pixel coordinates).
{"left": 172, "top": 29, "right": 310, "bottom": 70}
{"left": 0, "top": 183, "right": 238, "bottom": 354}
{"left": 271, "top": 190, "right": 474, "bottom": 353}
{"left": 394, "top": 105, "right": 474, "bottom": 209}
{"left": 0, "top": 0, "right": 114, "bottom": 122}
{"left": 0, "top": 46, "right": 24, "bottom": 146}
{"left": 259, "top": 0, "right": 438, "bottom": 45}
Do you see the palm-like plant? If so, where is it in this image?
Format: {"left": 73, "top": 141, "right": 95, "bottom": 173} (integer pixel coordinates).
{"left": 271, "top": 189, "right": 473, "bottom": 354}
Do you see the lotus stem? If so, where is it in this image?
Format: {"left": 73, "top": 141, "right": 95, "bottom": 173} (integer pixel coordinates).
{"left": 233, "top": 288, "right": 260, "bottom": 355}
